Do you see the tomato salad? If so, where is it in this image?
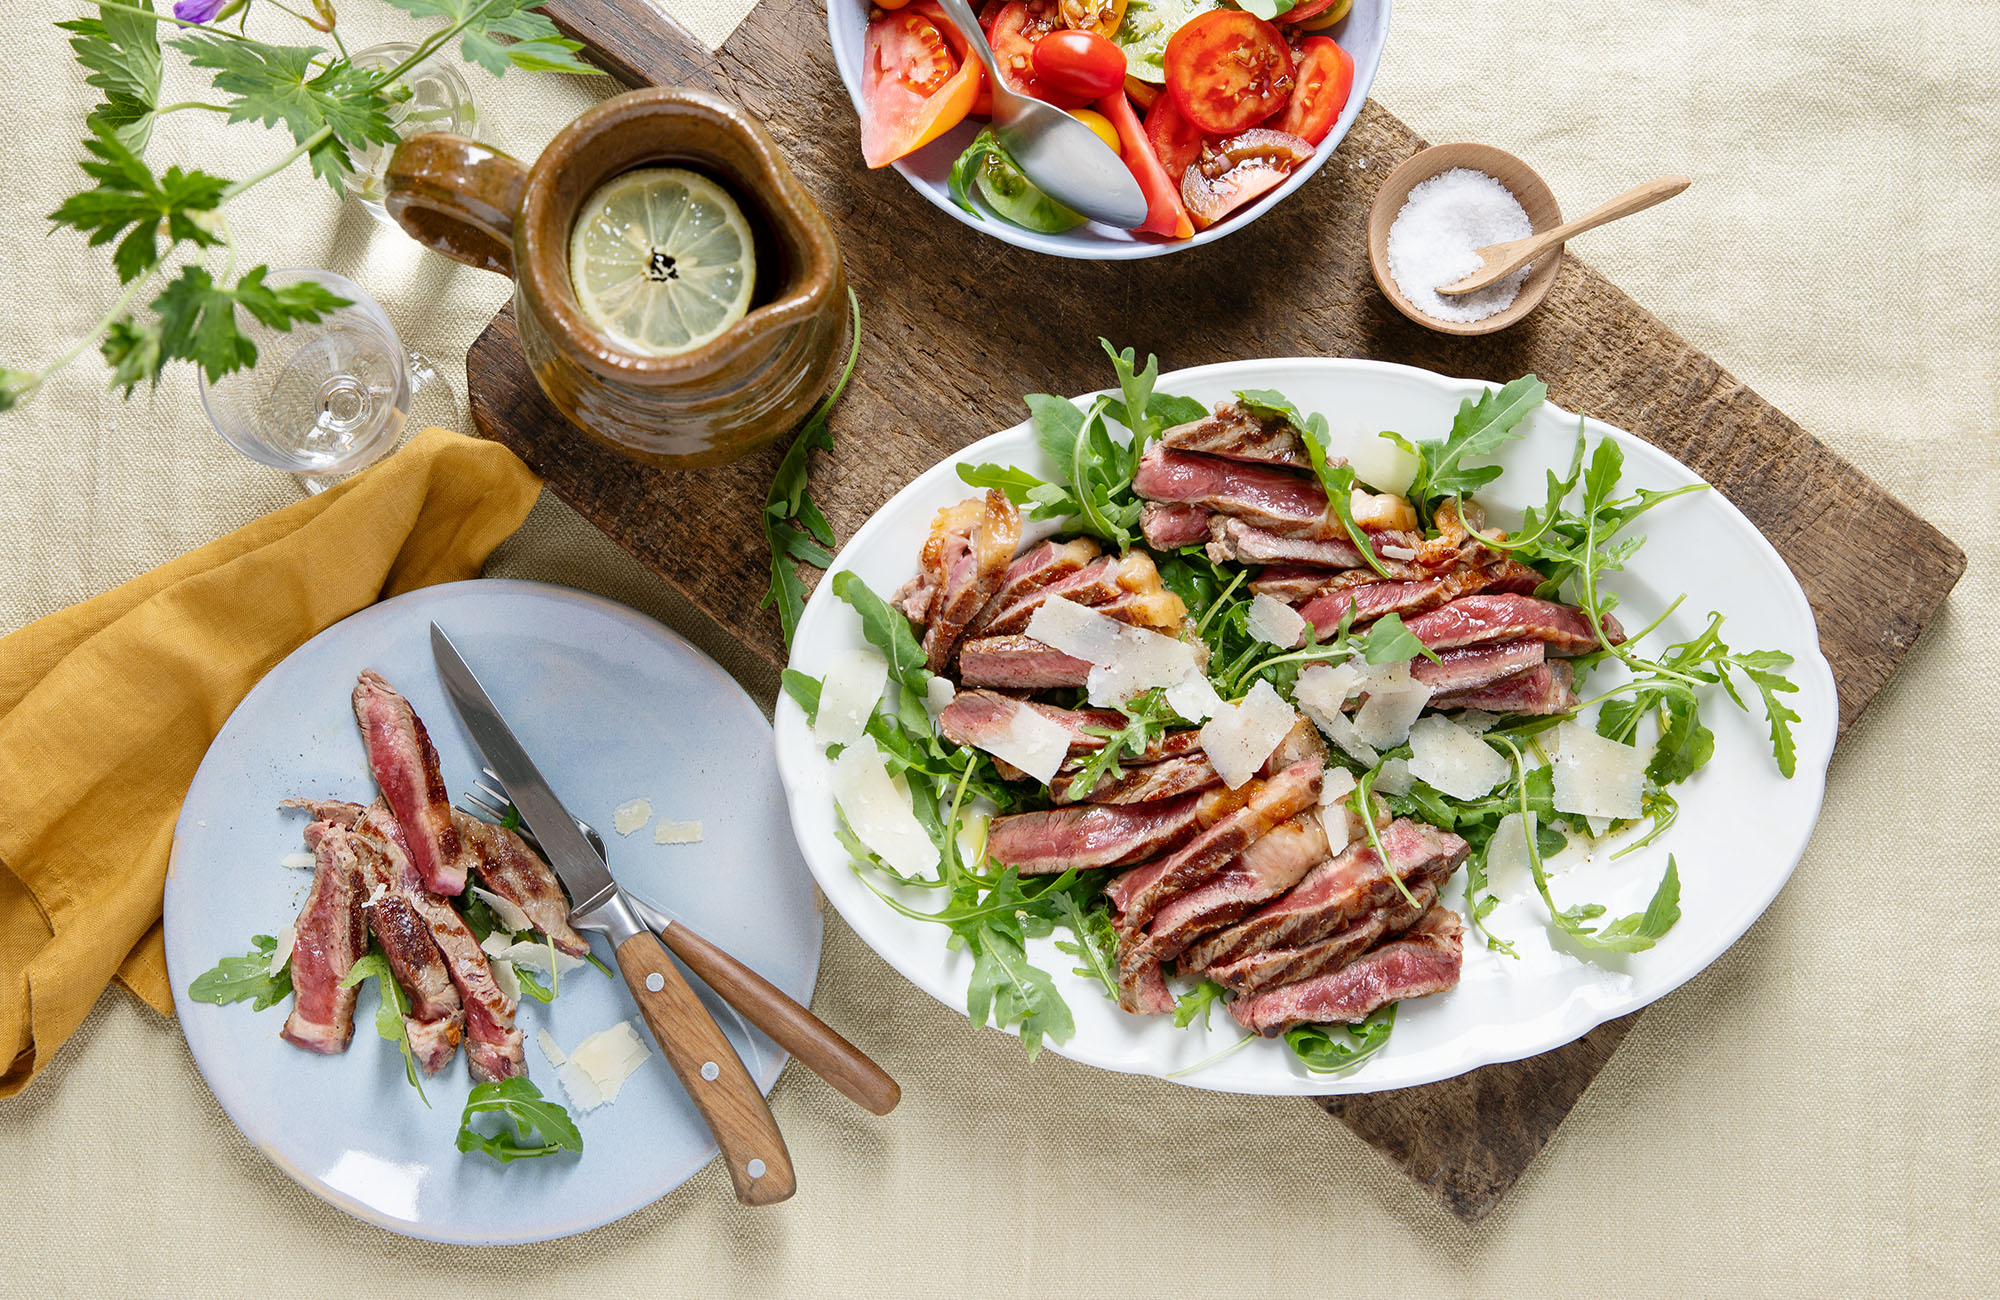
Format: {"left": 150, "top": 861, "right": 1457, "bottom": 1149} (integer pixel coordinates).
{"left": 857, "top": 0, "right": 1359, "bottom": 240}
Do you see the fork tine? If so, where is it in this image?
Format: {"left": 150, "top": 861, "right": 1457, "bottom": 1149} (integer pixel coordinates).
{"left": 459, "top": 788, "right": 508, "bottom": 820}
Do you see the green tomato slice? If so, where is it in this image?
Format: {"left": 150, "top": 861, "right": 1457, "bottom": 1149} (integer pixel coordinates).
{"left": 947, "top": 128, "right": 1087, "bottom": 234}
{"left": 1113, "top": 0, "right": 1225, "bottom": 84}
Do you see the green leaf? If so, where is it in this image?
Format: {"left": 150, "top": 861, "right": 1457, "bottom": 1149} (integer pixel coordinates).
{"left": 1584, "top": 859, "right": 1683, "bottom": 951}
{"left": 832, "top": 570, "right": 933, "bottom": 696}
{"left": 513, "top": 962, "right": 555, "bottom": 1003}
{"left": 1051, "top": 891, "right": 1120, "bottom": 1002}
{"left": 1026, "top": 392, "right": 1088, "bottom": 480}
{"left": 964, "top": 918, "right": 1073, "bottom": 1060}
{"left": 174, "top": 35, "right": 400, "bottom": 193}
{"left": 58, "top": 4, "right": 163, "bottom": 154}
{"left": 50, "top": 124, "right": 227, "bottom": 283}
{"left": 1359, "top": 612, "right": 1436, "bottom": 665}
{"left": 382, "top": 0, "right": 603, "bottom": 77}
{"left": 1409, "top": 375, "right": 1547, "bottom": 509}
{"left": 1260, "top": 389, "right": 1396, "bottom": 580}
{"left": 781, "top": 669, "right": 823, "bottom": 724}
{"left": 341, "top": 948, "right": 430, "bottom": 1103}
{"left": 456, "top": 1077, "right": 583, "bottom": 1162}
{"left": 1172, "top": 979, "right": 1226, "bottom": 1029}
{"left": 762, "top": 290, "right": 860, "bottom": 645}
{"left": 1283, "top": 1004, "right": 1396, "bottom": 1073}
{"left": 100, "top": 317, "right": 163, "bottom": 396}
{"left": 1740, "top": 663, "right": 1802, "bottom": 779}
{"left": 947, "top": 127, "right": 1004, "bottom": 219}
{"left": 958, "top": 461, "right": 1054, "bottom": 505}
{"left": 187, "top": 934, "right": 292, "bottom": 1011}
{"left": 148, "top": 264, "right": 347, "bottom": 384}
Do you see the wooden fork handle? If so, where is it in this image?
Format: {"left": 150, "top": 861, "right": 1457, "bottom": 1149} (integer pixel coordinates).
{"left": 657, "top": 922, "right": 901, "bottom": 1116}
{"left": 614, "top": 932, "right": 796, "bottom": 1205}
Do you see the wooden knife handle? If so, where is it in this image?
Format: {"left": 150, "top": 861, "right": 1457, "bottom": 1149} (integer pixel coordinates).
{"left": 656, "top": 922, "right": 902, "bottom": 1117}
{"left": 614, "top": 933, "right": 796, "bottom": 1205}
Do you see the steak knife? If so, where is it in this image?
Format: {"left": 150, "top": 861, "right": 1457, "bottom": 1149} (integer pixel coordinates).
{"left": 431, "top": 624, "right": 794, "bottom": 1206}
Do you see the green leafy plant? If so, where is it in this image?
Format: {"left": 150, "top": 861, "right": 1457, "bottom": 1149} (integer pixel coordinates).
{"left": 187, "top": 933, "right": 292, "bottom": 1009}
{"left": 762, "top": 291, "right": 862, "bottom": 647}
{"left": 456, "top": 1076, "right": 583, "bottom": 1162}
{"left": 341, "top": 948, "right": 430, "bottom": 1104}
{"left": 4, "top": 0, "right": 600, "bottom": 413}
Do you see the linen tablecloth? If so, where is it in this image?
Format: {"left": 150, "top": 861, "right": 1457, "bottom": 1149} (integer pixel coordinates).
{"left": 1, "top": 1, "right": 1993, "bottom": 1293}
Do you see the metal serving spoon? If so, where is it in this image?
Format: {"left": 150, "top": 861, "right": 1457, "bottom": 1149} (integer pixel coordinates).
{"left": 930, "top": 0, "right": 1150, "bottom": 228}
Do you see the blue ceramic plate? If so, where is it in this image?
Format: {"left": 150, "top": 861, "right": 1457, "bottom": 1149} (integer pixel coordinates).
{"left": 165, "top": 580, "right": 822, "bottom": 1244}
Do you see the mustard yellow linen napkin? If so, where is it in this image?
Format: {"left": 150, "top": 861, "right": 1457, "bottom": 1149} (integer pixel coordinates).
{"left": 0, "top": 430, "right": 542, "bottom": 1096}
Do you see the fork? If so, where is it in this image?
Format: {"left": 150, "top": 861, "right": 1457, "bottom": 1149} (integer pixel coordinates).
{"left": 458, "top": 774, "right": 900, "bottom": 1117}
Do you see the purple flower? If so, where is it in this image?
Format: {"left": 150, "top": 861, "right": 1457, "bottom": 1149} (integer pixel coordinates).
{"left": 173, "top": 0, "right": 230, "bottom": 21}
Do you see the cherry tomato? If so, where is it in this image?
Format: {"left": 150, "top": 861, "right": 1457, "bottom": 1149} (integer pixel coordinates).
{"left": 1179, "top": 127, "right": 1312, "bottom": 228}
{"left": 990, "top": 1, "right": 1086, "bottom": 107}
{"left": 1163, "top": 10, "right": 1295, "bottom": 136}
{"left": 1095, "top": 89, "right": 1196, "bottom": 238}
{"left": 1124, "top": 75, "right": 1162, "bottom": 113}
{"left": 1276, "top": 35, "right": 1352, "bottom": 145}
{"left": 1070, "top": 107, "right": 1123, "bottom": 154}
{"left": 1284, "top": 0, "right": 1352, "bottom": 28}
{"left": 859, "top": 7, "right": 983, "bottom": 167}
{"left": 1057, "top": 0, "right": 1127, "bottom": 38}
{"left": 1033, "top": 31, "right": 1128, "bottom": 101}
{"left": 1143, "top": 93, "right": 1207, "bottom": 184}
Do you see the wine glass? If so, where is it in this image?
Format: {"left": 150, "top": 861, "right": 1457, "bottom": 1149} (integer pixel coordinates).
{"left": 198, "top": 268, "right": 459, "bottom": 493}
{"left": 345, "top": 42, "right": 480, "bottom": 227}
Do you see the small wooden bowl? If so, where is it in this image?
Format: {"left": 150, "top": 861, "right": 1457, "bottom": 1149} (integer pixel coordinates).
{"left": 1367, "top": 142, "right": 1565, "bottom": 336}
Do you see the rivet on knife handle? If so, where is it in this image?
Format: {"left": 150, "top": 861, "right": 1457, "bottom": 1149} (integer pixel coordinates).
{"left": 654, "top": 921, "right": 901, "bottom": 1116}
{"left": 613, "top": 933, "right": 796, "bottom": 1205}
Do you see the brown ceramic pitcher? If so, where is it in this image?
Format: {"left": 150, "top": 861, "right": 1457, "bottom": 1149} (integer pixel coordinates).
{"left": 383, "top": 88, "right": 846, "bottom": 468}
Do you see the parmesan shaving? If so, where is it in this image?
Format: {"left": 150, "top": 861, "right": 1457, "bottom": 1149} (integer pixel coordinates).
{"left": 1318, "top": 804, "right": 1356, "bottom": 856}
{"left": 268, "top": 924, "right": 296, "bottom": 976}
{"left": 829, "top": 736, "right": 940, "bottom": 879}
{"left": 1407, "top": 714, "right": 1510, "bottom": 799}
{"left": 536, "top": 1028, "right": 567, "bottom": 1067}
{"left": 1294, "top": 662, "right": 1362, "bottom": 732}
{"left": 1318, "top": 766, "right": 1358, "bottom": 806}
{"left": 480, "top": 932, "right": 586, "bottom": 977}
{"left": 1550, "top": 721, "right": 1649, "bottom": 820}
{"left": 1325, "top": 428, "right": 1419, "bottom": 495}
{"left": 654, "top": 819, "right": 703, "bottom": 845}
{"left": 1245, "top": 593, "right": 1307, "bottom": 649}
{"left": 279, "top": 852, "right": 315, "bottom": 871}
{"left": 1350, "top": 660, "right": 1433, "bottom": 749}
{"left": 1486, "top": 811, "right": 1535, "bottom": 901}
{"left": 1164, "top": 670, "right": 1223, "bottom": 723}
{"left": 966, "top": 702, "right": 1072, "bottom": 785}
{"left": 1198, "top": 680, "right": 1298, "bottom": 789}
{"left": 1373, "top": 757, "right": 1414, "bottom": 796}
{"left": 488, "top": 956, "right": 520, "bottom": 1008}
{"left": 613, "top": 797, "right": 651, "bottom": 836}
{"left": 1029, "top": 596, "right": 1209, "bottom": 711}
{"left": 473, "top": 886, "right": 532, "bottom": 934}
{"left": 924, "top": 675, "right": 958, "bottom": 717}
{"left": 1454, "top": 710, "right": 1500, "bottom": 734}
{"left": 1379, "top": 544, "right": 1418, "bottom": 561}
{"left": 814, "top": 647, "right": 889, "bottom": 747}
{"left": 555, "top": 1020, "right": 653, "bottom": 1112}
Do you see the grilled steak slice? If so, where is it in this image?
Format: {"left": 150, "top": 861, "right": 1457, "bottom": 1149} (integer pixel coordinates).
{"left": 457, "top": 815, "right": 589, "bottom": 956}
{"left": 1404, "top": 593, "right": 1624, "bottom": 655}
{"left": 1160, "top": 401, "right": 1310, "bottom": 467}
{"left": 352, "top": 806, "right": 525, "bottom": 1082}
{"left": 1140, "top": 812, "right": 1332, "bottom": 963}
{"left": 955, "top": 635, "right": 1093, "bottom": 689}
{"left": 280, "top": 796, "right": 366, "bottom": 826}
{"left": 1205, "top": 880, "right": 1437, "bottom": 996}
{"left": 985, "top": 787, "right": 1243, "bottom": 875}
{"left": 1051, "top": 751, "right": 1221, "bottom": 804}
{"left": 975, "top": 554, "right": 1118, "bottom": 637}
{"left": 1228, "top": 906, "right": 1465, "bottom": 1036}
{"left": 913, "top": 491, "right": 1023, "bottom": 671}
{"left": 974, "top": 551, "right": 1183, "bottom": 638}
{"left": 1430, "top": 660, "right": 1578, "bottom": 713}
{"left": 1140, "top": 501, "right": 1214, "bottom": 550}
{"left": 964, "top": 538, "right": 1101, "bottom": 639}
{"left": 280, "top": 824, "right": 367, "bottom": 1054}
{"left": 1298, "top": 576, "right": 1449, "bottom": 633}
{"left": 1116, "top": 951, "right": 1176, "bottom": 1015}
{"left": 1204, "top": 515, "right": 1425, "bottom": 572}
{"left": 1248, "top": 565, "right": 1333, "bottom": 603}
{"left": 1133, "top": 444, "right": 1346, "bottom": 539}
{"left": 1410, "top": 638, "right": 1546, "bottom": 694}
{"left": 938, "top": 690, "right": 1119, "bottom": 755}
{"left": 1105, "top": 756, "right": 1323, "bottom": 928}
{"left": 352, "top": 670, "right": 464, "bottom": 896}
{"left": 1180, "top": 817, "right": 1468, "bottom": 972}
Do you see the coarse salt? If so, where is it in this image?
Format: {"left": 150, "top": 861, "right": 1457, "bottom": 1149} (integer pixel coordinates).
{"left": 1386, "top": 168, "right": 1535, "bottom": 324}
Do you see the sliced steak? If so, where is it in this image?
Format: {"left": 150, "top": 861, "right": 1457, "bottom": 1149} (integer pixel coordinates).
{"left": 1140, "top": 812, "right": 1331, "bottom": 963}
{"left": 1140, "top": 501, "right": 1214, "bottom": 550}
{"left": 279, "top": 823, "right": 366, "bottom": 1055}
{"left": 1430, "top": 660, "right": 1578, "bottom": 713}
{"left": 1204, "top": 515, "right": 1427, "bottom": 572}
{"left": 1116, "top": 950, "right": 1177, "bottom": 1015}
{"left": 914, "top": 491, "right": 1023, "bottom": 671}
{"left": 1133, "top": 444, "right": 1341, "bottom": 539}
{"left": 939, "top": 689, "right": 1115, "bottom": 753}
{"left": 1298, "top": 576, "right": 1448, "bottom": 633}
{"left": 955, "top": 635, "right": 1093, "bottom": 689}
{"left": 457, "top": 815, "right": 589, "bottom": 956}
{"left": 1410, "top": 638, "right": 1546, "bottom": 695}
{"left": 1105, "top": 756, "right": 1323, "bottom": 929}
{"left": 352, "top": 670, "right": 464, "bottom": 896}
{"left": 1051, "top": 751, "right": 1221, "bottom": 804}
{"left": 1404, "top": 593, "right": 1625, "bottom": 655}
{"left": 1180, "top": 817, "right": 1468, "bottom": 972}
{"left": 1205, "top": 880, "right": 1436, "bottom": 996}
{"left": 985, "top": 787, "right": 1244, "bottom": 875}
{"left": 1248, "top": 565, "right": 1332, "bottom": 603}
{"left": 964, "top": 537, "right": 1101, "bottom": 638}
{"left": 1228, "top": 907, "right": 1465, "bottom": 1036}
{"left": 1160, "top": 401, "right": 1311, "bottom": 467}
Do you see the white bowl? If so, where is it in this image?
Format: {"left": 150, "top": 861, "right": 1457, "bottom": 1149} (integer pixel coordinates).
{"left": 826, "top": 1, "right": 1394, "bottom": 260}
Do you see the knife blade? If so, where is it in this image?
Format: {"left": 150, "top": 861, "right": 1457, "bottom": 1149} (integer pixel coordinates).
{"left": 429, "top": 622, "right": 797, "bottom": 1204}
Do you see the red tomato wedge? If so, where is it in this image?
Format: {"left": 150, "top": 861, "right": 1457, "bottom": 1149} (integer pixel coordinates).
{"left": 860, "top": 7, "right": 983, "bottom": 167}
{"left": 1033, "top": 30, "right": 1127, "bottom": 101}
{"left": 990, "top": 1, "right": 1086, "bottom": 107}
{"left": 904, "top": 0, "right": 992, "bottom": 116}
{"left": 1278, "top": 35, "right": 1353, "bottom": 146}
{"left": 1096, "top": 89, "right": 1196, "bottom": 239}
{"left": 1144, "top": 93, "right": 1208, "bottom": 185}
{"left": 1163, "top": 10, "right": 1295, "bottom": 136}
{"left": 1179, "top": 127, "right": 1312, "bottom": 229}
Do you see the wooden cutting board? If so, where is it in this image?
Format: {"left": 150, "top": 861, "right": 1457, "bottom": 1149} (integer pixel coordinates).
{"left": 465, "top": 0, "right": 1965, "bottom": 1222}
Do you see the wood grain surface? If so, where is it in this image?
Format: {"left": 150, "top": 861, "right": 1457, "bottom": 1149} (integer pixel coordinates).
{"left": 463, "top": 0, "right": 1967, "bottom": 1222}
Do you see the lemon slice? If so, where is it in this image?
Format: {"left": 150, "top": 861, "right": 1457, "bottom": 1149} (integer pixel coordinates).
{"left": 568, "top": 167, "right": 757, "bottom": 357}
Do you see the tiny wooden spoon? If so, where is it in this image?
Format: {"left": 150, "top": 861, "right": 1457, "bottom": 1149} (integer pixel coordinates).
{"left": 1438, "top": 175, "right": 1690, "bottom": 296}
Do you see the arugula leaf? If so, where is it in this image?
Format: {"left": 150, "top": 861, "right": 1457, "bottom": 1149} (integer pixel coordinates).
{"left": 513, "top": 962, "right": 555, "bottom": 1003}
{"left": 1051, "top": 891, "right": 1119, "bottom": 1002}
{"left": 1027, "top": 392, "right": 1088, "bottom": 482}
{"left": 958, "top": 461, "right": 1058, "bottom": 506}
{"left": 58, "top": 3, "right": 163, "bottom": 154}
{"left": 1284, "top": 1004, "right": 1395, "bottom": 1073}
{"left": 150, "top": 264, "right": 348, "bottom": 383}
{"left": 456, "top": 1077, "right": 583, "bottom": 1162}
{"left": 187, "top": 934, "right": 292, "bottom": 1011}
{"left": 175, "top": 35, "right": 400, "bottom": 193}
{"left": 1406, "top": 375, "right": 1547, "bottom": 511}
{"left": 762, "top": 290, "right": 860, "bottom": 645}
{"left": 1734, "top": 652, "right": 1802, "bottom": 778}
{"left": 964, "top": 908, "right": 1075, "bottom": 1060}
{"left": 49, "top": 123, "right": 227, "bottom": 283}
{"left": 341, "top": 949, "right": 430, "bottom": 1104}
{"left": 1359, "top": 612, "right": 1436, "bottom": 665}
{"left": 781, "top": 668, "right": 823, "bottom": 724}
{"left": 832, "top": 571, "right": 932, "bottom": 695}
{"left": 1069, "top": 688, "right": 1179, "bottom": 797}
{"left": 1244, "top": 388, "right": 1395, "bottom": 580}
{"left": 1173, "top": 979, "right": 1227, "bottom": 1029}
{"left": 382, "top": 0, "right": 602, "bottom": 77}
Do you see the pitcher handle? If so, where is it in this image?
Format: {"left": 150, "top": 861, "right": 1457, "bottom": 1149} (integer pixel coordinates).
{"left": 383, "top": 133, "right": 527, "bottom": 277}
